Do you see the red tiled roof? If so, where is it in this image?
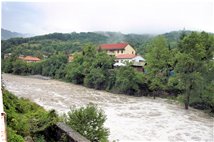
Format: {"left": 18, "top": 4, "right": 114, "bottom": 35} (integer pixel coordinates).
{"left": 116, "top": 54, "right": 136, "bottom": 59}
{"left": 100, "top": 43, "right": 128, "bottom": 50}
{"left": 23, "top": 56, "right": 41, "bottom": 61}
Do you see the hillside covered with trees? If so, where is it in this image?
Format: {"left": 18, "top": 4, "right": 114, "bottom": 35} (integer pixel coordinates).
{"left": 2, "top": 31, "right": 214, "bottom": 113}
{"left": 1, "top": 30, "right": 192, "bottom": 58}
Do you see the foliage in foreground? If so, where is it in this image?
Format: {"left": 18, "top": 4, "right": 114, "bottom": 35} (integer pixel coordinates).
{"left": 64, "top": 104, "right": 109, "bottom": 142}
{"left": 3, "top": 89, "right": 59, "bottom": 141}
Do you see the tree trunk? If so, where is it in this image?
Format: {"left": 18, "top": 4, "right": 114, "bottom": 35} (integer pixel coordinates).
{"left": 185, "top": 92, "right": 190, "bottom": 110}
{"left": 153, "top": 94, "right": 156, "bottom": 99}
{"left": 153, "top": 91, "right": 156, "bottom": 99}
{"left": 185, "top": 101, "right": 189, "bottom": 109}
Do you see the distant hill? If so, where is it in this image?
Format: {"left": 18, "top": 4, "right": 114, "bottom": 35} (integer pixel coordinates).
{"left": 161, "top": 30, "right": 192, "bottom": 48}
{"left": 1, "top": 28, "right": 32, "bottom": 40}
{"left": 2, "top": 30, "right": 199, "bottom": 57}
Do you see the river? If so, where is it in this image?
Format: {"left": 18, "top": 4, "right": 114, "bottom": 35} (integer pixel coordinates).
{"left": 2, "top": 74, "right": 213, "bottom": 142}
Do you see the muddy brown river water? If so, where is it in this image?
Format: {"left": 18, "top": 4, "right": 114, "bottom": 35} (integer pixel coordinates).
{"left": 2, "top": 74, "right": 214, "bottom": 142}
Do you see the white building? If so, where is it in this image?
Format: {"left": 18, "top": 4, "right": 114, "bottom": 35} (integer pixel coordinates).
{"left": 114, "top": 54, "right": 145, "bottom": 67}
{"left": 132, "top": 55, "right": 145, "bottom": 63}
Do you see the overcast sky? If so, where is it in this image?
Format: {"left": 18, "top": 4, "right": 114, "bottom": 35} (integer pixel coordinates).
{"left": 1, "top": 0, "right": 214, "bottom": 35}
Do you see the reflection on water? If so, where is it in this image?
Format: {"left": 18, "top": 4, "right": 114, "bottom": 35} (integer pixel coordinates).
{"left": 2, "top": 74, "right": 214, "bottom": 141}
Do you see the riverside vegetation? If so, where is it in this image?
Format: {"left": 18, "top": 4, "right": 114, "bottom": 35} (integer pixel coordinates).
{"left": 2, "top": 31, "right": 214, "bottom": 112}
{"left": 3, "top": 89, "right": 59, "bottom": 142}
{"left": 3, "top": 88, "right": 108, "bottom": 142}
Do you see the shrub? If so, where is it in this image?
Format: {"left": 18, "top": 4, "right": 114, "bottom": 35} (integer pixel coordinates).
{"left": 84, "top": 68, "right": 106, "bottom": 89}
{"left": 7, "top": 127, "right": 25, "bottom": 142}
{"left": 114, "top": 66, "right": 143, "bottom": 95}
{"left": 3, "top": 89, "right": 59, "bottom": 141}
{"left": 65, "top": 104, "right": 109, "bottom": 142}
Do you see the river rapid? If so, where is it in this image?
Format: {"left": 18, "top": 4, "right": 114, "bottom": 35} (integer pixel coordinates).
{"left": 2, "top": 74, "right": 214, "bottom": 142}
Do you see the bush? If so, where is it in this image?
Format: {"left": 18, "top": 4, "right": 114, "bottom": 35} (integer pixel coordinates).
{"left": 65, "top": 53, "right": 85, "bottom": 84}
{"left": 3, "top": 89, "right": 59, "bottom": 141}
{"left": 114, "top": 66, "right": 143, "bottom": 96}
{"left": 41, "top": 53, "right": 67, "bottom": 78}
{"left": 7, "top": 127, "right": 25, "bottom": 142}
{"left": 2, "top": 58, "right": 13, "bottom": 73}
{"left": 12, "top": 60, "right": 29, "bottom": 75}
{"left": 84, "top": 68, "right": 107, "bottom": 89}
{"left": 65, "top": 104, "right": 109, "bottom": 142}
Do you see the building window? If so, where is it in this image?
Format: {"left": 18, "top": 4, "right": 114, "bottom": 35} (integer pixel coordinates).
{"left": 132, "top": 51, "right": 134, "bottom": 54}
{"left": 121, "top": 50, "right": 123, "bottom": 53}
{"left": 117, "top": 50, "right": 119, "bottom": 53}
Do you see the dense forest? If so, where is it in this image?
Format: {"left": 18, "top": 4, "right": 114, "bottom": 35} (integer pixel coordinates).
{"left": 2, "top": 31, "right": 214, "bottom": 114}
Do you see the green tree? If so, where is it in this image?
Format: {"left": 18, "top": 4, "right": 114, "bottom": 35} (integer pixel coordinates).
{"left": 55, "top": 64, "right": 66, "bottom": 79}
{"left": 30, "top": 61, "right": 43, "bottom": 75}
{"left": 145, "top": 36, "right": 172, "bottom": 98}
{"left": 91, "top": 52, "right": 114, "bottom": 69}
{"left": 12, "top": 59, "right": 29, "bottom": 75}
{"left": 41, "top": 53, "right": 67, "bottom": 78}
{"left": 84, "top": 68, "right": 106, "bottom": 89}
{"left": 105, "top": 69, "right": 117, "bottom": 91}
{"left": 174, "top": 32, "right": 214, "bottom": 109}
{"left": 84, "top": 51, "right": 114, "bottom": 89}
{"left": 2, "top": 58, "right": 13, "bottom": 73}
{"left": 114, "top": 66, "right": 143, "bottom": 96}
{"left": 81, "top": 44, "right": 97, "bottom": 75}
{"left": 65, "top": 44, "right": 114, "bottom": 86}
{"left": 65, "top": 104, "right": 109, "bottom": 142}
{"left": 65, "top": 54, "right": 85, "bottom": 84}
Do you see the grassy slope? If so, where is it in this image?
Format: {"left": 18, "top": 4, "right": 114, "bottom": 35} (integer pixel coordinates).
{"left": 3, "top": 89, "right": 59, "bottom": 142}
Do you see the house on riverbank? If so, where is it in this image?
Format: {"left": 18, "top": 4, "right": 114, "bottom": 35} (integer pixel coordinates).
{"left": 99, "top": 43, "right": 136, "bottom": 56}
{"left": 99, "top": 43, "right": 145, "bottom": 70}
